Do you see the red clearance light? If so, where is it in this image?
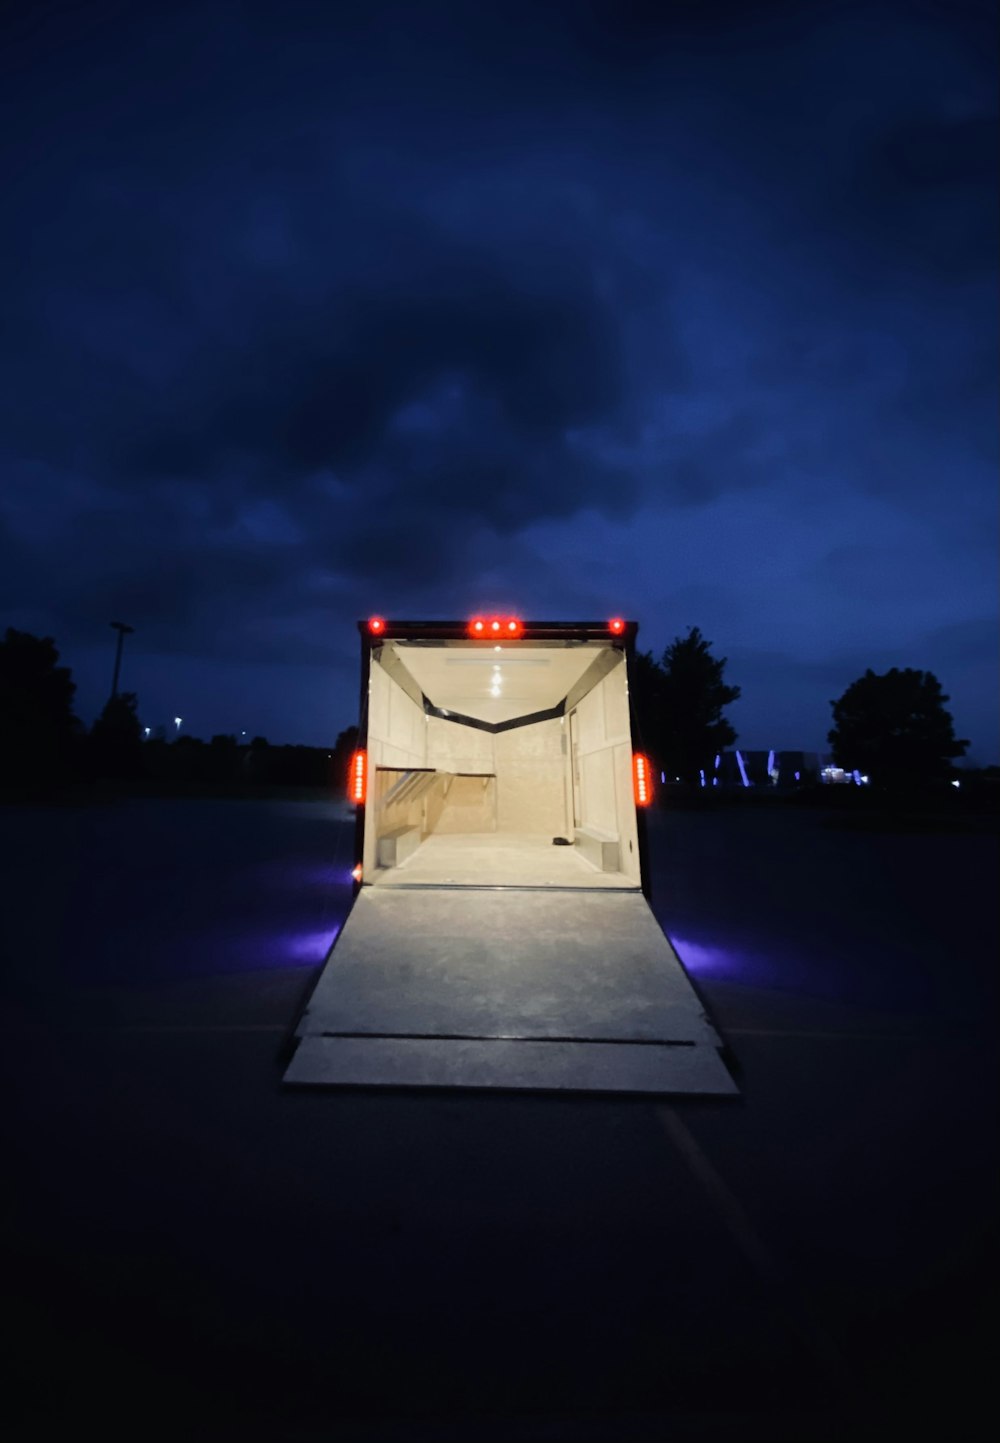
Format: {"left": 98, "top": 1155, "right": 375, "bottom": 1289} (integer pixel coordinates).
{"left": 348, "top": 749, "right": 367, "bottom": 805}
{"left": 368, "top": 616, "right": 385, "bottom": 634}
{"left": 351, "top": 863, "right": 363, "bottom": 883}
{"left": 633, "top": 752, "right": 653, "bottom": 807}
{"left": 469, "top": 614, "right": 523, "bottom": 640}
{"left": 609, "top": 617, "right": 625, "bottom": 635}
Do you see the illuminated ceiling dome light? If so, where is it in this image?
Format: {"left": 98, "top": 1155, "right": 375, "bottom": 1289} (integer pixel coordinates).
{"left": 609, "top": 617, "right": 625, "bottom": 635}
{"left": 368, "top": 616, "right": 385, "bottom": 634}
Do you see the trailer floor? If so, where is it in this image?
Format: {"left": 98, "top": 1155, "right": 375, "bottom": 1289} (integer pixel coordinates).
{"left": 285, "top": 888, "right": 736, "bottom": 1094}
{"left": 371, "top": 830, "right": 636, "bottom": 888}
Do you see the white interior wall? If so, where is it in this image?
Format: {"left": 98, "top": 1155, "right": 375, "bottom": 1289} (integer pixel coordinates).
{"left": 426, "top": 714, "right": 495, "bottom": 774}
{"left": 494, "top": 716, "right": 567, "bottom": 835}
{"left": 572, "top": 658, "right": 641, "bottom": 882}
{"left": 368, "top": 658, "right": 426, "bottom": 769}
{"left": 365, "top": 659, "right": 427, "bottom": 873}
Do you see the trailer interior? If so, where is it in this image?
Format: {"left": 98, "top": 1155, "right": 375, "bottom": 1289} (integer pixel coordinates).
{"left": 283, "top": 617, "right": 737, "bottom": 1095}
{"left": 360, "top": 629, "right": 643, "bottom": 890}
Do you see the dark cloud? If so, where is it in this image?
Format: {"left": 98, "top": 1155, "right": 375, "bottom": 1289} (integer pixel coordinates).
{"left": 0, "top": 0, "right": 995, "bottom": 753}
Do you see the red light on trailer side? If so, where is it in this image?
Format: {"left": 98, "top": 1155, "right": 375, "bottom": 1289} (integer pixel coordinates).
{"left": 469, "top": 617, "right": 486, "bottom": 637}
{"left": 609, "top": 617, "right": 625, "bottom": 635}
{"left": 633, "top": 753, "right": 653, "bottom": 807}
{"left": 368, "top": 616, "right": 385, "bottom": 634}
{"left": 506, "top": 617, "right": 523, "bottom": 637}
{"left": 351, "top": 863, "right": 363, "bottom": 883}
{"left": 490, "top": 619, "right": 501, "bottom": 632}
{"left": 348, "top": 749, "right": 367, "bottom": 805}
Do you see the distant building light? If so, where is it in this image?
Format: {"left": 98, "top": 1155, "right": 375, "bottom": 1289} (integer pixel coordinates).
{"left": 736, "top": 750, "right": 751, "bottom": 788}
{"left": 951, "top": 779, "right": 961, "bottom": 788}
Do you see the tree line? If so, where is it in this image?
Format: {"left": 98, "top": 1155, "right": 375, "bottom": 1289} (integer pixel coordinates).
{"left": 0, "top": 623, "right": 975, "bottom": 801}
{"left": 0, "top": 628, "right": 359, "bottom": 800}
{"left": 630, "top": 624, "right": 970, "bottom": 792}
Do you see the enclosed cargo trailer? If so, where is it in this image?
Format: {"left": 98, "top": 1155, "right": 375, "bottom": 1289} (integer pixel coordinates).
{"left": 284, "top": 616, "right": 736, "bottom": 1095}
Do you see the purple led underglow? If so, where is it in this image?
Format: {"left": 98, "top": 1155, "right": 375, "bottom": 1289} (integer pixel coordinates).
{"left": 735, "top": 749, "right": 751, "bottom": 788}
{"left": 669, "top": 934, "right": 783, "bottom": 988}
{"left": 282, "top": 926, "right": 341, "bottom": 964}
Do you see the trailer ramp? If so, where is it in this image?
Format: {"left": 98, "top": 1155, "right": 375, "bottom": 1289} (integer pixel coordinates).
{"left": 284, "top": 888, "right": 736, "bottom": 1095}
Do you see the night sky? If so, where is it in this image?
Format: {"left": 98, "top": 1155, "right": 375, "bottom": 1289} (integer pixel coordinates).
{"left": 2, "top": 1, "right": 997, "bottom": 759}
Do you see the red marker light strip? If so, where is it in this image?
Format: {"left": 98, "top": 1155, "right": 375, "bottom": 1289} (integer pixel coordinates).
{"left": 633, "top": 753, "right": 653, "bottom": 807}
{"left": 348, "top": 749, "right": 367, "bottom": 805}
{"left": 609, "top": 617, "right": 625, "bottom": 635}
{"left": 468, "top": 615, "right": 523, "bottom": 639}
{"left": 368, "top": 616, "right": 385, "bottom": 634}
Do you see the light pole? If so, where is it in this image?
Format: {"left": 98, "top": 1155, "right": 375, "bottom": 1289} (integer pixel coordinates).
{"left": 109, "top": 621, "right": 134, "bottom": 702}
{"left": 174, "top": 717, "right": 183, "bottom": 736}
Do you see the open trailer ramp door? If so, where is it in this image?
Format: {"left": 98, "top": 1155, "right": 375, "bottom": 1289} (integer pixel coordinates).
{"left": 283, "top": 889, "right": 737, "bottom": 1096}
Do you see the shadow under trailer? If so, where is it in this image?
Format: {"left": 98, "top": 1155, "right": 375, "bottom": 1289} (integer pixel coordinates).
{"left": 284, "top": 615, "right": 736, "bottom": 1095}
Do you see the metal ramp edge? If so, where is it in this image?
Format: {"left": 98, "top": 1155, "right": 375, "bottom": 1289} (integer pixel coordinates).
{"left": 284, "top": 1031, "right": 737, "bottom": 1095}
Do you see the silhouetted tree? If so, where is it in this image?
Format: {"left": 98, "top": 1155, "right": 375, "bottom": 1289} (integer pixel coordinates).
{"left": 629, "top": 650, "right": 667, "bottom": 765}
{"left": 659, "top": 627, "right": 741, "bottom": 786}
{"left": 90, "top": 691, "right": 143, "bottom": 778}
{"left": 209, "top": 734, "right": 239, "bottom": 784}
{"left": 829, "top": 667, "right": 968, "bottom": 790}
{"left": 0, "top": 628, "right": 81, "bottom": 794}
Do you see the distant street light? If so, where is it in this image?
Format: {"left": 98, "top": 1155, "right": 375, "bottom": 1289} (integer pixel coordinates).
{"left": 143, "top": 727, "right": 151, "bottom": 739}
{"left": 109, "top": 621, "right": 134, "bottom": 702}
{"left": 174, "top": 717, "right": 183, "bottom": 735}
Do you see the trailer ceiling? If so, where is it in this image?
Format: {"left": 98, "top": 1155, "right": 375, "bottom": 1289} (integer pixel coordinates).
{"left": 383, "top": 640, "right": 617, "bottom": 725}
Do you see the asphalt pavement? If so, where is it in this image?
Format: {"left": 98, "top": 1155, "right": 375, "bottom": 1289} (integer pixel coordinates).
{"left": 2, "top": 798, "right": 996, "bottom": 1441}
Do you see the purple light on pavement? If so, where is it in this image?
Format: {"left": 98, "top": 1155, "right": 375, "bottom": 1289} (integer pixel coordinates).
{"left": 283, "top": 926, "right": 341, "bottom": 964}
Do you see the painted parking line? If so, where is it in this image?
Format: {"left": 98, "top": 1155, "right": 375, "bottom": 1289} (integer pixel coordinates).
{"left": 656, "top": 1105, "right": 859, "bottom": 1405}
{"left": 723, "top": 1027, "right": 921, "bottom": 1041}
{"left": 0, "top": 1023, "right": 289, "bottom": 1033}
